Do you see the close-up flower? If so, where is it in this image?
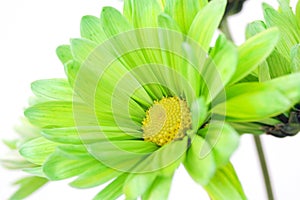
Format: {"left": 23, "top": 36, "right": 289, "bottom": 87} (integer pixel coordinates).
{"left": 2, "top": 0, "right": 300, "bottom": 199}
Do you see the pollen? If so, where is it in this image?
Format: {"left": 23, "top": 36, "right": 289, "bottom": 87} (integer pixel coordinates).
{"left": 142, "top": 97, "right": 192, "bottom": 146}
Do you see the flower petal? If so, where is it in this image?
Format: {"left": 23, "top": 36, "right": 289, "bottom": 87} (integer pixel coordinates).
{"left": 199, "top": 122, "right": 239, "bottom": 167}
{"left": 229, "top": 28, "right": 280, "bottom": 84}
{"left": 291, "top": 44, "right": 300, "bottom": 73}
{"left": 123, "top": 0, "right": 163, "bottom": 27}
{"left": 70, "top": 38, "right": 97, "bottom": 64}
{"left": 31, "top": 79, "right": 73, "bottom": 101}
{"left": 80, "top": 15, "right": 106, "bottom": 44}
{"left": 19, "top": 137, "right": 57, "bottom": 165}
{"left": 187, "top": 0, "right": 226, "bottom": 51}
{"left": 56, "top": 45, "right": 73, "bottom": 65}
{"left": 93, "top": 174, "right": 128, "bottom": 200}
{"left": 142, "top": 175, "right": 173, "bottom": 200}
{"left": 183, "top": 135, "right": 215, "bottom": 185}
{"left": 204, "top": 163, "right": 247, "bottom": 199}
{"left": 165, "top": 0, "right": 210, "bottom": 33}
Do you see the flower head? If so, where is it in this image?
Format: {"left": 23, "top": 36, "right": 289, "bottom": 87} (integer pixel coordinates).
{"left": 4, "top": 0, "right": 300, "bottom": 199}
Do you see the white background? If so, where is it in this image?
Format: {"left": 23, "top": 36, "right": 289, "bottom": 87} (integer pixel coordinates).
{"left": 0, "top": 0, "right": 299, "bottom": 199}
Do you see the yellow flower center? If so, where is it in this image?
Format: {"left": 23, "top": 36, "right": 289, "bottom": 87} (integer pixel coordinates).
{"left": 142, "top": 97, "right": 192, "bottom": 146}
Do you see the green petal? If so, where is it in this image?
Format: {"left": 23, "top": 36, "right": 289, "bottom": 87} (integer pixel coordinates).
{"left": 87, "top": 140, "right": 158, "bottom": 172}
{"left": 213, "top": 80, "right": 298, "bottom": 121}
{"left": 19, "top": 137, "right": 57, "bottom": 165}
{"left": 31, "top": 79, "right": 73, "bottom": 101}
{"left": 64, "top": 60, "right": 80, "bottom": 86}
{"left": 23, "top": 167, "right": 45, "bottom": 177}
{"left": 191, "top": 97, "right": 208, "bottom": 130}
{"left": 199, "top": 122, "right": 239, "bottom": 167}
{"left": 123, "top": 172, "right": 157, "bottom": 199}
{"left": 266, "top": 50, "right": 291, "bottom": 78}
{"left": 263, "top": 3, "right": 300, "bottom": 60}
{"left": 187, "top": 0, "right": 226, "bottom": 51}
{"left": 184, "top": 135, "right": 216, "bottom": 185}
{"left": 157, "top": 13, "right": 181, "bottom": 31}
{"left": 93, "top": 174, "right": 128, "bottom": 200}
{"left": 70, "top": 38, "right": 97, "bottom": 64}
{"left": 291, "top": 44, "right": 300, "bottom": 73}
{"left": 70, "top": 163, "right": 121, "bottom": 189}
{"left": 56, "top": 45, "right": 73, "bottom": 65}
{"left": 204, "top": 163, "right": 247, "bottom": 200}
{"left": 297, "top": 0, "right": 300, "bottom": 26}
{"left": 42, "top": 148, "right": 99, "bottom": 180}
{"left": 203, "top": 35, "right": 237, "bottom": 100}
{"left": 229, "top": 28, "right": 280, "bottom": 84}
{"left": 142, "top": 175, "right": 173, "bottom": 200}
{"left": 80, "top": 15, "right": 106, "bottom": 44}
{"left": 41, "top": 126, "right": 139, "bottom": 145}
{"left": 124, "top": 0, "right": 162, "bottom": 28}
{"left": 245, "top": 20, "right": 266, "bottom": 39}
{"left": 24, "top": 101, "right": 96, "bottom": 128}
{"left": 10, "top": 176, "right": 48, "bottom": 200}
{"left": 101, "top": 7, "right": 133, "bottom": 37}
{"left": 165, "top": 0, "right": 212, "bottom": 33}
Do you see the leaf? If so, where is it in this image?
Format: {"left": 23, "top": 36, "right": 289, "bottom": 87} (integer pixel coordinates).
{"left": 183, "top": 135, "right": 216, "bottom": 185}
{"left": 199, "top": 122, "right": 239, "bottom": 167}
{"left": 93, "top": 174, "right": 128, "bottom": 200}
{"left": 9, "top": 176, "right": 48, "bottom": 200}
{"left": 245, "top": 20, "right": 266, "bottom": 39}
{"left": 187, "top": 0, "right": 226, "bottom": 51}
{"left": 19, "top": 137, "right": 57, "bottom": 165}
{"left": 31, "top": 79, "right": 73, "bottom": 101}
{"left": 204, "top": 163, "right": 247, "bottom": 200}
{"left": 229, "top": 28, "right": 280, "bottom": 84}
{"left": 80, "top": 15, "right": 106, "bottom": 44}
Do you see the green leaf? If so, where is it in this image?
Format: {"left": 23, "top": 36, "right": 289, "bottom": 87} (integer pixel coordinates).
{"left": 24, "top": 101, "right": 96, "bottom": 128}
{"left": 43, "top": 148, "right": 99, "bottom": 180}
{"left": 19, "top": 137, "right": 57, "bottom": 165}
{"left": 70, "top": 38, "right": 97, "bottom": 64}
{"left": 297, "top": 0, "right": 300, "bottom": 26}
{"left": 101, "top": 7, "right": 133, "bottom": 37}
{"left": 204, "top": 163, "right": 247, "bottom": 200}
{"left": 187, "top": 0, "right": 226, "bottom": 51}
{"left": 10, "top": 176, "right": 48, "bottom": 200}
{"left": 93, "top": 174, "right": 128, "bottom": 200}
{"left": 80, "top": 15, "right": 106, "bottom": 44}
{"left": 31, "top": 79, "right": 73, "bottom": 101}
{"left": 70, "top": 163, "right": 121, "bottom": 188}
{"left": 142, "top": 175, "right": 173, "bottom": 200}
{"left": 56, "top": 45, "right": 73, "bottom": 65}
{"left": 229, "top": 28, "right": 280, "bottom": 84}
{"left": 184, "top": 135, "right": 216, "bottom": 185}
{"left": 165, "top": 0, "right": 212, "bottom": 33}
{"left": 124, "top": 0, "right": 162, "bottom": 27}
{"left": 291, "top": 44, "right": 300, "bottom": 72}
{"left": 123, "top": 172, "right": 157, "bottom": 199}
{"left": 199, "top": 122, "right": 239, "bottom": 167}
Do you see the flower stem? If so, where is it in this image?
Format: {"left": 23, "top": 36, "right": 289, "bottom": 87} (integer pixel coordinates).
{"left": 219, "top": 17, "right": 233, "bottom": 41}
{"left": 220, "top": 16, "right": 275, "bottom": 200}
{"left": 253, "top": 135, "right": 275, "bottom": 200}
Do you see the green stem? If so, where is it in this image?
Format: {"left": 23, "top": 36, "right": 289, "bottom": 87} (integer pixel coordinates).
{"left": 253, "top": 135, "right": 275, "bottom": 200}
{"left": 219, "top": 17, "right": 233, "bottom": 41}
{"left": 220, "top": 16, "right": 275, "bottom": 200}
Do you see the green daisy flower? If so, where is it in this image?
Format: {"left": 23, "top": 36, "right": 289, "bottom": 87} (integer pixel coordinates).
{"left": 4, "top": 0, "right": 300, "bottom": 199}
{"left": 233, "top": 0, "right": 300, "bottom": 137}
